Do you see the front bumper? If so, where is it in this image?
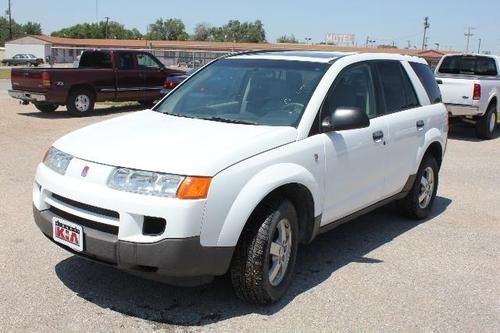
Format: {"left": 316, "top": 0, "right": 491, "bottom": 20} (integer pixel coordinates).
{"left": 9, "top": 89, "right": 47, "bottom": 103}
{"left": 34, "top": 206, "right": 234, "bottom": 284}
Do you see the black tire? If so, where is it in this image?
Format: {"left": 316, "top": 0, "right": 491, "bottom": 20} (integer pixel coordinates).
{"left": 475, "top": 104, "right": 497, "bottom": 140}
{"left": 34, "top": 103, "right": 58, "bottom": 113}
{"left": 138, "top": 100, "right": 156, "bottom": 108}
{"left": 230, "top": 199, "right": 299, "bottom": 305}
{"left": 397, "top": 155, "right": 439, "bottom": 220}
{"left": 66, "top": 88, "right": 95, "bottom": 116}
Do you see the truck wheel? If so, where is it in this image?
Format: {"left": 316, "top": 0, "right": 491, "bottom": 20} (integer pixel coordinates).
{"left": 34, "top": 103, "right": 58, "bottom": 113}
{"left": 230, "top": 199, "right": 299, "bottom": 305}
{"left": 67, "top": 88, "right": 95, "bottom": 116}
{"left": 475, "top": 104, "right": 497, "bottom": 140}
{"left": 397, "top": 155, "right": 439, "bottom": 220}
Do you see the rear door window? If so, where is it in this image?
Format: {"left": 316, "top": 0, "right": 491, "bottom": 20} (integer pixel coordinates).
{"left": 117, "top": 53, "right": 136, "bottom": 70}
{"left": 438, "top": 56, "right": 498, "bottom": 76}
{"left": 410, "top": 62, "right": 442, "bottom": 104}
{"left": 375, "top": 61, "right": 420, "bottom": 113}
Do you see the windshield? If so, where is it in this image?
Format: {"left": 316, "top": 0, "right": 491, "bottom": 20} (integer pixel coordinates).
{"left": 154, "top": 58, "right": 330, "bottom": 127}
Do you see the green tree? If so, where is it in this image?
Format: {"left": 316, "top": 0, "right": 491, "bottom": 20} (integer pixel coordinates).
{"left": 0, "top": 17, "right": 43, "bottom": 46}
{"left": 206, "top": 20, "right": 266, "bottom": 43}
{"left": 146, "top": 18, "right": 188, "bottom": 40}
{"left": 277, "top": 34, "right": 298, "bottom": 43}
{"left": 51, "top": 21, "right": 143, "bottom": 39}
{"left": 193, "top": 23, "right": 211, "bottom": 41}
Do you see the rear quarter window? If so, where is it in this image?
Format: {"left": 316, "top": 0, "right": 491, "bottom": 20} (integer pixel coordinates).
{"left": 410, "top": 62, "right": 442, "bottom": 104}
{"left": 79, "top": 51, "right": 113, "bottom": 69}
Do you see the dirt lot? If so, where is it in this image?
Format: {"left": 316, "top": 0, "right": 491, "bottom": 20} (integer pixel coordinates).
{"left": 0, "top": 79, "right": 499, "bottom": 332}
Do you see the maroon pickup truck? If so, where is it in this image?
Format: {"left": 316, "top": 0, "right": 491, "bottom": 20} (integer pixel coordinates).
{"left": 9, "top": 50, "right": 184, "bottom": 115}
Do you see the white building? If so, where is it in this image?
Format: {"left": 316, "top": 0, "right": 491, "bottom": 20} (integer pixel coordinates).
{"left": 4, "top": 36, "right": 52, "bottom": 61}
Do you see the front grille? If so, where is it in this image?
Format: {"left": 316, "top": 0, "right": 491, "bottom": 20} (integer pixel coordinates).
{"left": 51, "top": 193, "right": 119, "bottom": 219}
{"left": 49, "top": 206, "right": 119, "bottom": 235}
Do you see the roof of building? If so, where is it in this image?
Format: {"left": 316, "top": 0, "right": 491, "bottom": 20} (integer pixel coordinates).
{"left": 6, "top": 35, "right": 459, "bottom": 58}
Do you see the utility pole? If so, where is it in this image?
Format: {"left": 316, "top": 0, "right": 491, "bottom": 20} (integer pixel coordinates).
{"left": 477, "top": 38, "right": 482, "bottom": 54}
{"left": 7, "top": 0, "right": 12, "bottom": 40}
{"left": 407, "top": 40, "right": 411, "bottom": 49}
{"left": 95, "top": 0, "right": 98, "bottom": 24}
{"left": 105, "top": 16, "right": 110, "bottom": 39}
{"left": 464, "top": 26, "right": 475, "bottom": 53}
{"left": 421, "top": 16, "right": 430, "bottom": 50}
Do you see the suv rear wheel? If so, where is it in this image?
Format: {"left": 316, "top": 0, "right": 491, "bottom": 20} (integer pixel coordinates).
{"left": 67, "top": 88, "right": 95, "bottom": 116}
{"left": 230, "top": 199, "right": 298, "bottom": 305}
{"left": 398, "top": 155, "right": 439, "bottom": 220}
{"left": 476, "top": 104, "right": 497, "bottom": 140}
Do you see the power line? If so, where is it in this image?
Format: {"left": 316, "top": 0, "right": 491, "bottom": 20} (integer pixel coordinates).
{"left": 464, "top": 26, "right": 475, "bottom": 53}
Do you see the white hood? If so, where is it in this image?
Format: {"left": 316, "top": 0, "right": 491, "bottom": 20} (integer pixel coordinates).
{"left": 54, "top": 110, "right": 297, "bottom": 176}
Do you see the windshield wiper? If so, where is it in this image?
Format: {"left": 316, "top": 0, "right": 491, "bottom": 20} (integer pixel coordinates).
{"left": 200, "top": 116, "right": 257, "bottom": 125}
{"left": 161, "top": 111, "right": 196, "bottom": 119}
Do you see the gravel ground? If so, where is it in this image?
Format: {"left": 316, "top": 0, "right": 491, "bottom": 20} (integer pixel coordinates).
{"left": 0, "top": 79, "right": 499, "bottom": 332}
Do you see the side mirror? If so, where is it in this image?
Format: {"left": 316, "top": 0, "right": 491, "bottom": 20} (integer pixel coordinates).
{"left": 321, "top": 107, "right": 370, "bottom": 132}
{"left": 436, "top": 79, "right": 443, "bottom": 85}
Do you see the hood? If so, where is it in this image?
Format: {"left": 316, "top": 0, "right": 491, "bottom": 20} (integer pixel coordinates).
{"left": 54, "top": 110, "right": 297, "bottom": 176}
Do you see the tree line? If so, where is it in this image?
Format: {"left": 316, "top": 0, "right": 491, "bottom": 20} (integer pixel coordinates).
{"left": 0, "top": 17, "right": 42, "bottom": 46}
{"left": 49, "top": 18, "right": 267, "bottom": 43}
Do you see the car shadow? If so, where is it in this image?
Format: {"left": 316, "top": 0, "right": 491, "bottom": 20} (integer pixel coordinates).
{"left": 448, "top": 121, "right": 500, "bottom": 142}
{"left": 16, "top": 104, "right": 147, "bottom": 119}
{"left": 54, "top": 196, "right": 451, "bottom": 327}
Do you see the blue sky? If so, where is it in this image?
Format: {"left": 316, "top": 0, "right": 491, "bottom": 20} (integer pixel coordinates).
{"left": 5, "top": 0, "right": 500, "bottom": 53}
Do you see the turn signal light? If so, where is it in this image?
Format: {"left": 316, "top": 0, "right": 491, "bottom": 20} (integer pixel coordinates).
{"left": 177, "top": 176, "right": 212, "bottom": 199}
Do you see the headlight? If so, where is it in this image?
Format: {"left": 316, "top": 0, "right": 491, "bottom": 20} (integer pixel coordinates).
{"left": 108, "top": 168, "right": 185, "bottom": 198}
{"left": 43, "top": 147, "right": 73, "bottom": 175}
{"left": 108, "top": 168, "right": 212, "bottom": 199}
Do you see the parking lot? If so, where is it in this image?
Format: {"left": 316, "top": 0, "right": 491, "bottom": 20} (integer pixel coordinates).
{"left": 0, "top": 78, "right": 499, "bottom": 332}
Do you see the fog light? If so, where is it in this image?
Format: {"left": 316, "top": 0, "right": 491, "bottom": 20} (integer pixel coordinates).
{"left": 142, "top": 216, "right": 166, "bottom": 236}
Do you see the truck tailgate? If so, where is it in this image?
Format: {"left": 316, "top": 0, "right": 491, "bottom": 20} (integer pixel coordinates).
{"left": 438, "top": 77, "right": 477, "bottom": 106}
{"left": 11, "top": 68, "right": 46, "bottom": 91}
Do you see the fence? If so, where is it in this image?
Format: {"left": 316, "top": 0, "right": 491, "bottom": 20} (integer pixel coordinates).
{"left": 50, "top": 46, "right": 233, "bottom": 69}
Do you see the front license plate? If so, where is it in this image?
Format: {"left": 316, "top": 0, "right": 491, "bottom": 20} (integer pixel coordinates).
{"left": 52, "top": 217, "right": 83, "bottom": 252}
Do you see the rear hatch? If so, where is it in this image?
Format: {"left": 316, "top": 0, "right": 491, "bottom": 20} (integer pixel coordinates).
{"left": 11, "top": 68, "right": 49, "bottom": 92}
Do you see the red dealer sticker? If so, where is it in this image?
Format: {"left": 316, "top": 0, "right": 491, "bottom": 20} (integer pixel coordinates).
{"left": 52, "top": 217, "right": 83, "bottom": 252}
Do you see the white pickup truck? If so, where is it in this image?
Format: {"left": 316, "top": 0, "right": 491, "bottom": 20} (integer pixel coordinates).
{"left": 33, "top": 51, "right": 448, "bottom": 304}
{"left": 435, "top": 54, "right": 499, "bottom": 139}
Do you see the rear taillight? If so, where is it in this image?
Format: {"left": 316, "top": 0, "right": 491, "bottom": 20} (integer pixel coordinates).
{"left": 163, "top": 79, "right": 177, "bottom": 90}
{"left": 473, "top": 83, "right": 481, "bottom": 100}
{"left": 41, "top": 72, "right": 51, "bottom": 87}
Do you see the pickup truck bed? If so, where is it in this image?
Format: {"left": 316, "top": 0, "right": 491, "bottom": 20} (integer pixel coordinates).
{"left": 9, "top": 50, "right": 184, "bottom": 115}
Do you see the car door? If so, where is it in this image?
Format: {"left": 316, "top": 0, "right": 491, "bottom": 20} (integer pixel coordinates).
{"left": 372, "top": 61, "right": 425, "bottom": 196}
{"left": 136, "top": 52, "right": 165, "bottom": 102}
{"left": 321, "top": 62, "right": 390, "bottom": 224}
{"left": 114, "top": 52, "right": 143, "bottom": 101}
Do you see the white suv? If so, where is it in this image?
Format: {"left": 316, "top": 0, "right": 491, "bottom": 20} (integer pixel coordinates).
{"left": 33, "top": 51, "right": 448, "bottom": 304}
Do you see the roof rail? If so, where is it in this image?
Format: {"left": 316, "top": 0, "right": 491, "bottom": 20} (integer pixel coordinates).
{"left": 223, "top": 49, "right": 295, "bottom": 58}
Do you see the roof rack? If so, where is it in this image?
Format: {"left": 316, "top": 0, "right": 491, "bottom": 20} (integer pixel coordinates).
{"left": 223, "top": 49, "right": 295, "bottom": 58}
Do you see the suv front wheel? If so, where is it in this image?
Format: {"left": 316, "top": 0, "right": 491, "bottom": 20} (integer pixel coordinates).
{"left": 230, "top": 199, "right": 299, "bottom": 305}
